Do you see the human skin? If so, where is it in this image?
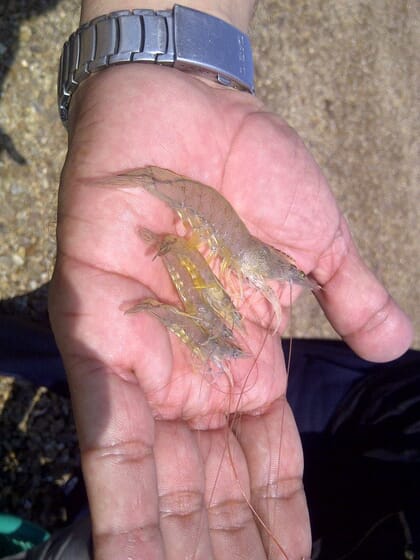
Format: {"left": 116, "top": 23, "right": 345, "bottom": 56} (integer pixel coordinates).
{"left": 48, "top": 2, "right": 413, "bottom": 559}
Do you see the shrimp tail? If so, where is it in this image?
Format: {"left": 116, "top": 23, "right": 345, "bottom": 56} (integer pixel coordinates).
{"left": 136, "top": 227, "right": 164, "bottom": 260}
{"left": 137, "top": 226, "right": 159, "bottom": 245}
{"left": 102, "top": 167, "right": 177, "bottom": 207}
{"left": 124, "top": 298, "right": 162, "bottom": 315}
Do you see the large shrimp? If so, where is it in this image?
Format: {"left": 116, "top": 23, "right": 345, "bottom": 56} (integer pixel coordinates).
{"left": 139, "top": 227, "right": 243, "bottom": 336}
{"left": 126, "top": 299, "right": 245, "bottom": 384}
{"left": 108, "top": 166, "right": 318, "bottom": 331}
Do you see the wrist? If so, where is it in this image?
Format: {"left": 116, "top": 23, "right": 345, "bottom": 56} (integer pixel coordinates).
{"left": 80, "top": 1, "right": 257, "bottom": 31}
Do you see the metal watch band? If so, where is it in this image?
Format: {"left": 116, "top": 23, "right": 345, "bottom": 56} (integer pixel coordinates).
{"left": 58, "top": 4, "right": 255, "bottom": 124}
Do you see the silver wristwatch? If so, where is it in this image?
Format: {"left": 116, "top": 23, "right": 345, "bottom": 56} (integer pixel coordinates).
{"left": 58, "top": 4, "right": 254, "bottom": 125}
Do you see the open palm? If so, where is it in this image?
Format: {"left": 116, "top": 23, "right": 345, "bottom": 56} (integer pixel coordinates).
{"left": 49, "top": 65, "right": 411, "bottom": 559}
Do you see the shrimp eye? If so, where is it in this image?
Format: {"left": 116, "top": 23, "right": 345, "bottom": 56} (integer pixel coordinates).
{"left": 158, "top": 236, "right": 177, "bottom": 255}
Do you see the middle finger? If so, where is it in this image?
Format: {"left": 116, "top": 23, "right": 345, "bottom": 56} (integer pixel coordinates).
{"left": 154, "top": 421, "right": 213, "bottom": 559}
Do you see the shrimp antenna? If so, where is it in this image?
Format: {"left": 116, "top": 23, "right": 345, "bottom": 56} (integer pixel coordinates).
{"left": 285, "top": 279, "right": 293, "bottom": 377}
{"left": 226, "top": 426, "right": 290, "bottom": 560}
{"left": 227, "top": 309, "right": 291, "bottom": 559}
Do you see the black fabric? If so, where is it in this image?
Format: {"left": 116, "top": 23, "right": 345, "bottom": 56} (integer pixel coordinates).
{"left": 285, "top": 340, "right": 420, "bottom": 560}
{"left": 0, "top": 315, "right": 66, "bottom": 395}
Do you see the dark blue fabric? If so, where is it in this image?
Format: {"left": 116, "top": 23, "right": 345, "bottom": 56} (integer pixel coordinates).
{"left": 283, "top": 339, "right": 420, "bottom": 559}
{"left": 0, "top": 315, "right": 66, "bottom": 395}
{"left": 284, "top": 338, "right": 419, "bottom": 435}
{"left": 285, "top": 339, "right": 367, "bottom": 432}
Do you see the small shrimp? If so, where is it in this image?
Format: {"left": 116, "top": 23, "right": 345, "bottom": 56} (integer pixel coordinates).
{"left": 138, "top": 228, "right": 243, "bottom": 336}
{"left": 125, "top": 299, "right": 245, "bottom": 383}
{"left": 109, "top": 166, "right": 317, "bottom": 330}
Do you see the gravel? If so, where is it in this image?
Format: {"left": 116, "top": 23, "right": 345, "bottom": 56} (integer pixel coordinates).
{"left": 0, "top": 375, "right": 81, "bottom": 532}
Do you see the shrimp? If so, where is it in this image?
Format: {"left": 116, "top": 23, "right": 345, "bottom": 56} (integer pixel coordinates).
{"left": 139, "top": 227, "right": 243, "bottom": 335}
{"left": 125, "top": 299, "right": 245, "bottom": 383}
{"left": 108, "top": 166, "right": 318, "bottom": 331}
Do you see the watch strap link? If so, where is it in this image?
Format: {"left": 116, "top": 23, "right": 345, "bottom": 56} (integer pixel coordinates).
{"left": 58, "top": 5, "right": 254, "bottom": 124}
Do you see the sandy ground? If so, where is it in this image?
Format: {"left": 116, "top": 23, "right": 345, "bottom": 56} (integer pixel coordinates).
{"left": 0, "top": 0, "right": 418, "bottom": 346}
{"left": 0, "top": 0, "right": 418, "bottom": 537}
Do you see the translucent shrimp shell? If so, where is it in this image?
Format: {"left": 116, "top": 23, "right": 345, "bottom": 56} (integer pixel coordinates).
{"left": 117, "top": 166, "right": 315, "bottom": 289}
{"left": 126, "top": 299, "right": 245, "bottom": 376}
{"left": 113, "top": 166, "right": 318, "bottom": 333}
{"left": 158, "top": 234, "right": 243, "bottom": 331}
{"left": 139, "top": 228, "right": 242, "bottom": 335}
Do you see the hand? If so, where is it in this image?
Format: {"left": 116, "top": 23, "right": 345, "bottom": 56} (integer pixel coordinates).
{"left": 49, "top": 65, "right": 412, "bottom": 559}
